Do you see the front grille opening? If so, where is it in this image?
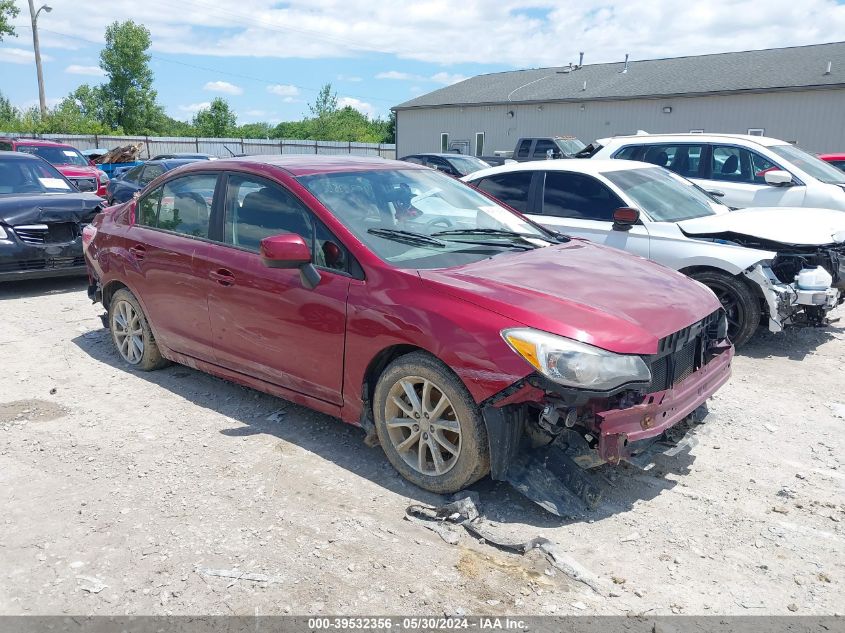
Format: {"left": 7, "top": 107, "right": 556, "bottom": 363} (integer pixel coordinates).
{"left": 645, "top": 309, "right": 720, "bottom": 392}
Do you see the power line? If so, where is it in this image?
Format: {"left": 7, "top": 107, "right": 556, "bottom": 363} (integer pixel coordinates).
{"left": 37, "top": 26, "right": 399, "bottom": 106}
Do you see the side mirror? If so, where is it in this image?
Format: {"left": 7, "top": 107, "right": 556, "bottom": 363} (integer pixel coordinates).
{"left": 764, "top": 169, "right": 793, "bottom": 186}
{"left": 612, "top": 207, "right": 640, "bottom": 231}
{"left": 260, "top": 233, "right": 321, "bottom": 289}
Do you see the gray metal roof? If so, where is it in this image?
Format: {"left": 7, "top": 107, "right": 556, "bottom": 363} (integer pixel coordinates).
{"left": 394, "top": 42, "right": 845, "bottom": 110}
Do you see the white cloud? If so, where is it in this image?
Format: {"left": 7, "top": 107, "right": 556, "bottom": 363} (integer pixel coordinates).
{"left": 65, "top": 64, "right": 105, "bottom": 76}
{"left": 267, "top": 84, "right": 300, "bottom": 97}
{"left": 376, "top": 70, "right": 468, "bottom": 85}
{"left": 376, "top": 71, "right": 420, "bottom": 81}
{"left": 179, "top": 102, "right": 211, "bottom": 113}
{"left": 21, "top": 1, "right": 845, "bottom": 70}
{"left": 337, "top": 74, "right": 362, "bottom": 82}
{"left": 0, "top": 47, "right": 53, "bottom": 65}
{"left": 338, "top": 96, "right": 375, "bottom": 117}
{"left": 203, "top": 80, "right": 243, "bottom": 95}
{"left": 429, "top": 72, "right": 467, "bottom": 85}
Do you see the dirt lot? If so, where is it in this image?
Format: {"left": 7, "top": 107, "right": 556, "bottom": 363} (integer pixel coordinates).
{"left": 1, "top": 277, "right": 843, "bottom": 617}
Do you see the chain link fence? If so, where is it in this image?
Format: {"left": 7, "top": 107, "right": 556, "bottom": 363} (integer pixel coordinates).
{"left": 0, "top": 132, "right": 396, "bottom": 159}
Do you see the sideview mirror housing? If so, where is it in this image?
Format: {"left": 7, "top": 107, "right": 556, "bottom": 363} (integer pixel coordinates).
{"left": 260, "top": 233, "right": 321, "bottom": 289}
{"left": 612, "top": 207, "right": 640, "bottom": 231}
{"left": 764, "top": 169, "right": 793, "bottom": 186}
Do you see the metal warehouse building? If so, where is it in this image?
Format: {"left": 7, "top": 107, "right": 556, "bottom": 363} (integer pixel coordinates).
{"left": 393, "top": 42, "right": 845, "bottom": 157}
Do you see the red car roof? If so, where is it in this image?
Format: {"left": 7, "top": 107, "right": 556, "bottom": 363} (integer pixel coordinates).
{"left": 11, "top": 138, "right": 77, "bottom": 148}
{"left": 189, "top": 155, "right": 425, "bottom": 177}
{"left": 819, "top": 153, "right": 845, "bottom": 161}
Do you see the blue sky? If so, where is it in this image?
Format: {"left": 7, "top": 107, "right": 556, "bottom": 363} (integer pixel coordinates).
{"left": 1, "top": 0, "right": 844, "bottom": 124}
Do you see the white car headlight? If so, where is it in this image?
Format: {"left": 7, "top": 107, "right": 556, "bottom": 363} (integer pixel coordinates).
{"left": 98, "top": 170, "right": 109, "bottom": 185}
{"left": 502, "top": 328, "right": 651, "bottom": 391}
{"left": 0, "top": 225, "right": 8, "bottom": 239}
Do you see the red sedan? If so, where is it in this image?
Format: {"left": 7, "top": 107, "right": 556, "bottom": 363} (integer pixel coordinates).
{"left": 819, "top": 153, "right": 845, "bottom": 172}
{"left": 82, "top": 156, "right": 732, "bottom": 509}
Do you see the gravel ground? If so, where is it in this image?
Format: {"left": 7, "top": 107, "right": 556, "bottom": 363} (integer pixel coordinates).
{"left": 1, "top": 277, "right": 843, "bottom": 617}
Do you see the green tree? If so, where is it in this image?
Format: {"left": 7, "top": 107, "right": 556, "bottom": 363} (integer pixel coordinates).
{"left": 98, "top": 20, "right": 163, "bottom": 133}
{"left": 239, "top": 121, "right": 272, "bottom": 139}
{"left": 193, "top": 98, "right": 237, "bottom": 137}
{"left": 0, "top": 0, "right": 19, "bottom": 42}
{"left": 308, "top": 83, "right": 338, "bottom": 118}
{"left": 0, "top": 90, "right": 18, "bottom": 124}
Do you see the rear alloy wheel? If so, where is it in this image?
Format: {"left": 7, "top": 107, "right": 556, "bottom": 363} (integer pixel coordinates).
{"left": 108, "top": 288, "right": 169, "bottom": 371}
{"left": 689, "top": 270, "right": 761, "bottom": 347}
{"left": 373, "top": 352, "right": 489, "bottom": 493}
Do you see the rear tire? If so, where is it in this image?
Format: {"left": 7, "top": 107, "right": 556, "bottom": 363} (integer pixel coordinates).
{"left": 108, "top": 288, "right": 169, "bottom": 371}
{"left": 373, "top": 351, "right": 489, "bottom": 494}
{"left": 689, "top": 270, "right": 760, "bottom": 347}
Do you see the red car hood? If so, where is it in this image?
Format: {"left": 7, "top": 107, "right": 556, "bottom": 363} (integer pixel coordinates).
{"left": 418, "top": 239, "right": 721, "bottom": 355}
{"left": 56, "top": 165, "right": 99, "bottom": 178}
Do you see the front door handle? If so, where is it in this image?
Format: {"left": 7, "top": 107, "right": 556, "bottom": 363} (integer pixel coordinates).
{"left": 209, "top": 268, "right": 235, "bottom": 286}
{"left": 129, "top": 245, "right": 146, "bottom": 260}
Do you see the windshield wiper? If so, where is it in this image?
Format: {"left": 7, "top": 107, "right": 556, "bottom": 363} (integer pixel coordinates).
{"left": 367, "top": 228, "right": 446, "bottom": 248}
{"left": 432, "top": 228, "right": 562, "bottom": 244}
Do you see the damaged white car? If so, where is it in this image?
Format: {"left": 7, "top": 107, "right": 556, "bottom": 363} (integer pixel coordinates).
{"left": 464, "top": 160, "right": 845, "bottom": 346}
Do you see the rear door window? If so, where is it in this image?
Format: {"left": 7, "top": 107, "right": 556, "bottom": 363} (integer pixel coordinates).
{"left": 541, "top": 171, "right": 624, "bottom": 221}
{"left": 474, "top": 172, "right": 532, "bottom": 213}
{"left": 516, "top": 140, "right": 532, "bottom": 159}
{"left": 631, "top": 144, "right": 704, "bottom": 178}
{"left": 614, "top": 146, "right": 641, "bottom": 160}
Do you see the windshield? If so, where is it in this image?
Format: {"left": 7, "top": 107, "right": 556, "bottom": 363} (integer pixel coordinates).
{"left": 769, "top": 144, "right": 845, "bottom": 185}
{"left": 602, "top": 166, "right": 722, "bottom": 222}
{"left": 446, "top": 156, "right": 490, "bottom": 175}
{"left": 0, "top": 157, "right": 74, "bottom": 194}
{"left": 555, "top": 138, "right": 586, "bottom": 155}
{"left": 17, "top": 145, "right": 89, "bottom": 167}
{"left": 299, "top": 168, "right": 555, "bottom": 269}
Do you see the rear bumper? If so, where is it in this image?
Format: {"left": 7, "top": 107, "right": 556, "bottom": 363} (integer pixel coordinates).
{"left": 596, "top": 346, "right": 733, "bottom": 463}
{"left": 0, "top": 238, "right": 86, "bottom": 282}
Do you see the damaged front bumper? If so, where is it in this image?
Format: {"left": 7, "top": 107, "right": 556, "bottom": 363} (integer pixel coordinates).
{"left": 0, "top": 233, "right": 86, "bottom": 282}
{"left": 745, "top": 263, "right": 841, "bottom": 333}
{"left": 482, "top": 329, "right": 733, "bottom": 516}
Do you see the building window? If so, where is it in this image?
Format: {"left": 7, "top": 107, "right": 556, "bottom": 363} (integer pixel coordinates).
{"left": 475, "top": 132, "right": 484, "bottom": 157}
{"left": 747, "top": 128, "right": 765, "bottom": 136}
{"left": 440, "top": 133, "right": 449, "bottom": 152}
{"left": 689, "top": 129, "right": 704, "bottom": 134}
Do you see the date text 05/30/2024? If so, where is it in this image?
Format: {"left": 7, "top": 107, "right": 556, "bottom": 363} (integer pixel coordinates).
{"left": 307, "top": 617, "right": 527, "bottom": 630}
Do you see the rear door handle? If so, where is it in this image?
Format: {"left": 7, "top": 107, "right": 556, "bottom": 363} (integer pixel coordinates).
{"left": 129, "top": 245, "right": 146, "bottom": 260}
{"left": 209, "top": 268, "right": 236, "bottom": 286}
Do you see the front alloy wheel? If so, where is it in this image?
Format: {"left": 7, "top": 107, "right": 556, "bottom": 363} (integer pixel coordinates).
{"left": 373, "top": 351, "right": 489, "bottom": 494}
{"left": 384, "top": 377, "right": 462, "bottom": 476}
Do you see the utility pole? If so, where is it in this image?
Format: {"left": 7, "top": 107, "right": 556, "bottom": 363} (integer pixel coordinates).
{"left": 28, "top": 0, "right": 52, "bottom": 118}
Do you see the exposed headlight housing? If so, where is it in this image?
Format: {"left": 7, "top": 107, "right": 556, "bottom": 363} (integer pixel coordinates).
{"left": 0, "top": 225, "right": 7, "bottom": 239}
{"left": 502, "top": 328, "right": 651, "bottom": 391}
{"left": 97, "top": 170, "right": 109, "bottom": 185}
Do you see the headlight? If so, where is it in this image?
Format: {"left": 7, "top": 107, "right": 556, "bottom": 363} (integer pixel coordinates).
{"left": 502, "top": 328, "right": 651, "bottom": 391}
{"left": 98, "top": 170, "right": 109, "bottom": 185}
{"left": 0, "top": 225, "right": 8, "bottom": 239}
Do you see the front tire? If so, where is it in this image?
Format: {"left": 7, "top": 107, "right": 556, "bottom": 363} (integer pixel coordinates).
{"left": 108, "top": 288, "right": 169, "bottom": 371}
{"left": 373, "top": 352, "right": 489, "bottom": 494}
{"left": 689, "top": 270, "right": 761, "bottom": 347}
